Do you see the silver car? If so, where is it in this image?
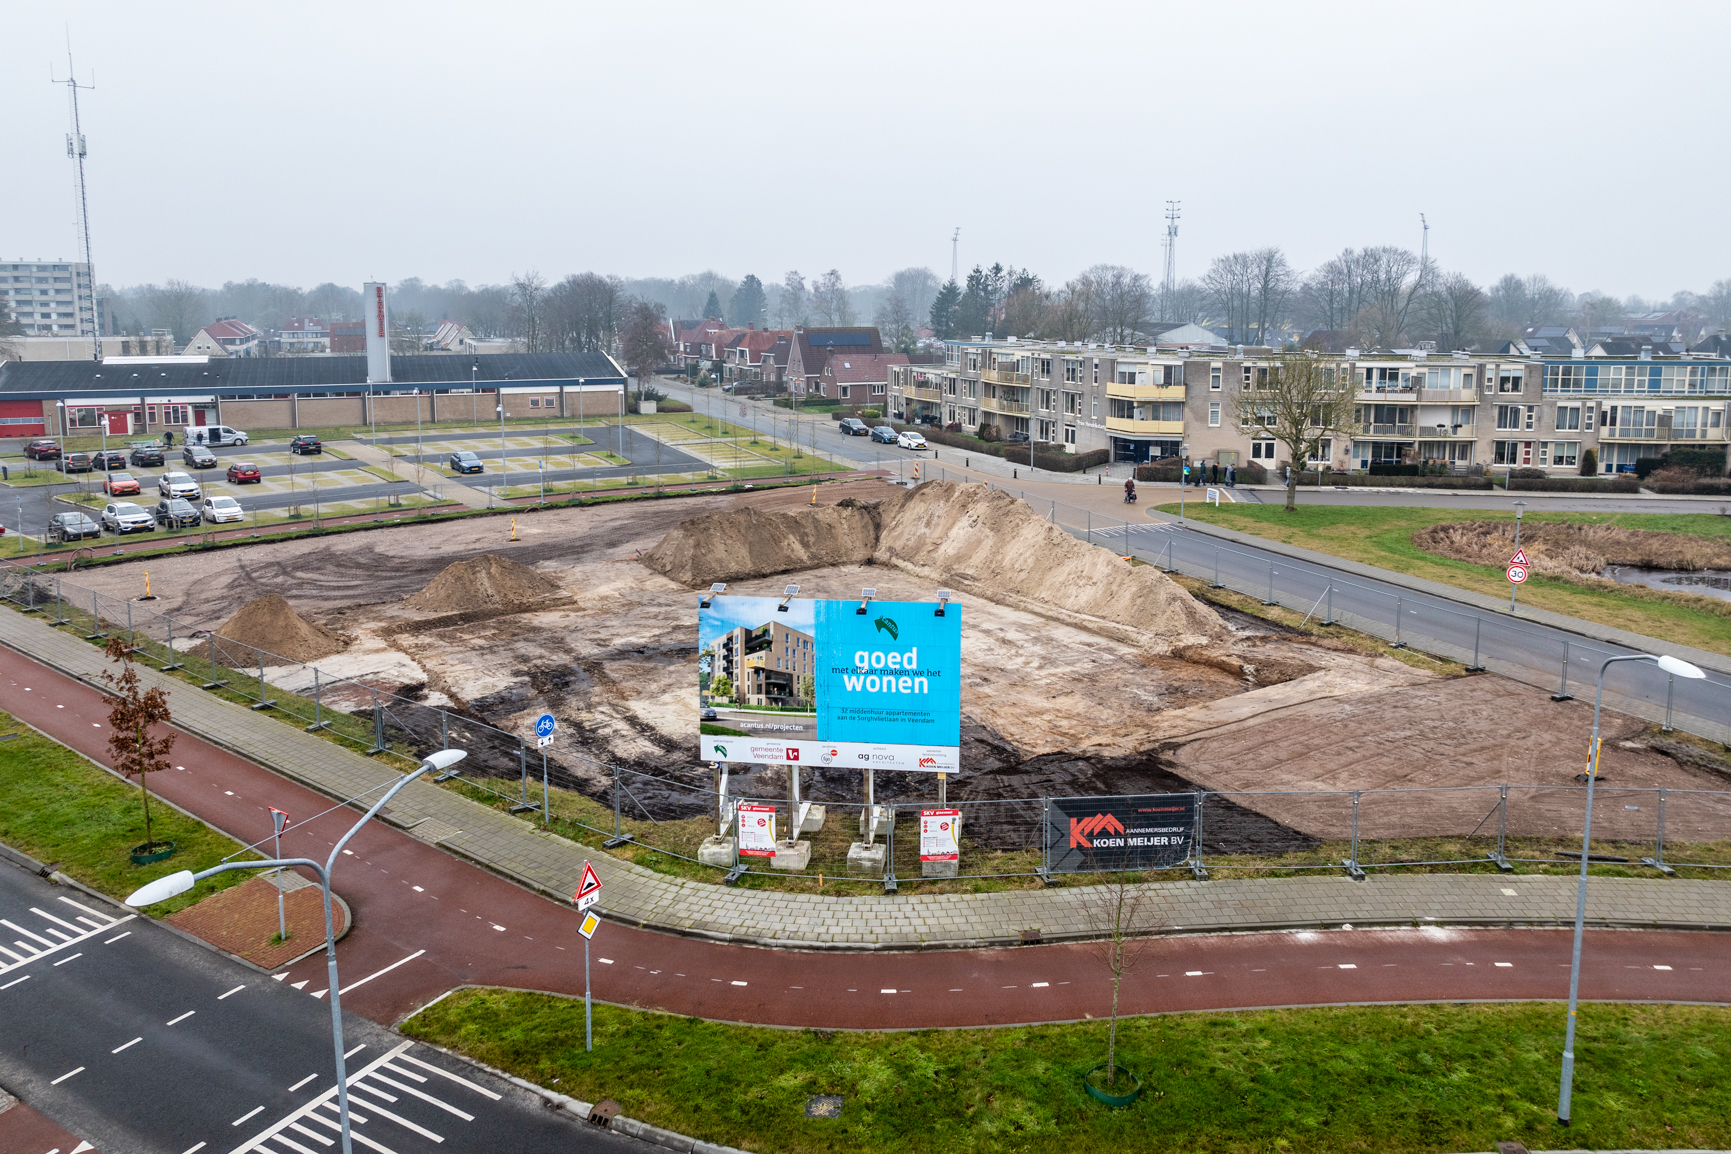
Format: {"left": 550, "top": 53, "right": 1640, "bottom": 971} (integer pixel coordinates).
{"left": 202, "top": 495, "right": 245, "bottom": 524}
{"left": 101, "top": 501, "right": 156, "bottom": 534}
{"left": 157, "top": 471, "right": 202, "bottom": 500}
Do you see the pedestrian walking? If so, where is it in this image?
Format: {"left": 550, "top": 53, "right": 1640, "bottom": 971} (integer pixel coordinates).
{"left": 1227, "top": 464, "right": 1236, "bottom": 487}
{"left": 163, "top": 429, "right": 174, "bottom": 447}
{"left": 1210, "top": 462, "right": 1219, "bottom": 484}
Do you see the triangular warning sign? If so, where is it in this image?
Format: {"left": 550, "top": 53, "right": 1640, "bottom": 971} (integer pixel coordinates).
{"left": 574, "top": 860, "right": 603, "bottom": 904}
{"left": 1509, "top": 548, "right": 1528, "bottom": 566}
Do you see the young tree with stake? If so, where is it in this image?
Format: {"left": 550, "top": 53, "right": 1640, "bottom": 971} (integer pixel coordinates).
{"left": 1083, "top": 874, "right": 1155, "bottom": 1091}
{"left": 1230, "top": 347, "right": 1358, "bottom": 511}
{"left": 100, "top": 637, "right": 177, "bottom": 856}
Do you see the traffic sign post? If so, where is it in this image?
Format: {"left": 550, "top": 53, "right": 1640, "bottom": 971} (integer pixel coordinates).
{"left": 578, "top": 910, "right": 601, "bottom": 1052}
{"left": 1507, "top": 563, "right": 1529, "bottom": 585}
{"left": 269, "top": 807, "right": 290, "bottom": 943}
{"left": 535, "top": 712, "right": 556, "bottom": 749}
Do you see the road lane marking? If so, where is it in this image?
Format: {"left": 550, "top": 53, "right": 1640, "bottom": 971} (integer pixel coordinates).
{"left": 1655, "top": 964, "right": 1673, "bottom": 970}
{"left": 1, "top": 919, "right": 55, "bottom": 947}
{"left": 398, "top": 1054, "right": 501, "bottom": 1100}
{"left": 1185, "top": 971, "right": 1206, "bottom": 976}
{"left": 167, "top": 1010, "right": 196, "bottom": 1025}
{"left": 880, "top": 988, "right": 896, "bottom": 994}
{"left": 0, "top": 975, "right": 28, "bottom": 989}
{"left": 112, "top": 1037, "right": 142, "bottom": 1053}
{"left": 340, "top": 950, "right": 425, "bottom": 995}
{"left": 1496, "top": 962, "right": 1513, "bottom": 968}
{"left": 0, "top": 945, "right": 24, "bottom": 963}
{"left": 345, "top": 1087, "right": 444, "bottom": 1141}
{"left": 599, "top": 958, "right": 613, "bottom": 964}
{"left": 32, "top": 907, "right": 88, "bottom": 934}
{"left": 288, "top": 1121, "right": 336, "bottom": 1148}
{"left": 53, "top": 953, "right": 82, "bottom": 966}
{"left": 1031, "top": 982, "right": 1050, "bottom": 988}
{"left": 232, "top": 1041, "right": 414, "bottom": 1154}
{"left": 51, "top": 1066, "right": 85, "bottom": 1084}
{"left": 291, "top": 980, "right": 309, "bottom": 990}
{"left": 367, "top": 1071, "right": 476, "bottom": 1120}
{"left": 231, "top": 1106, "right": 265, "bottom": 1126}
{"left": 219, "top": 984, "right": 246, "bottom": 999}
{"left": 105, "top": 931, "right": 131, "bottom": 944}
{"left": 412, "top": 886, "right": 423, "bottom": 892}
{"left": 181, "top": 1144, "right": 206, "bottom": 1154}
{"left": 289, "top": 1074, "right": 318, "bottom": 1092}
{"left": 345, "top": 1045, "right": 366, "bottom": 1059}
{"left": 949, "top": 988, "right": 964, "bottom": 992}
{"left": 1338, "top": 964, "right": 1357, "bottom": 970}
{"left": 731, "top": 980, "right": 747, "bottom": 986}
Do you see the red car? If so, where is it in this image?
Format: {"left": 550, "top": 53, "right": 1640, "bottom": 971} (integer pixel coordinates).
{"left": 102, "top": 471, "right": 142, "bottom": 497}
{"left": 23, "top": 440, "right": 62, "bottom": 460}
{"left": 226, "top": 461, "right": 262, "bottom": 484}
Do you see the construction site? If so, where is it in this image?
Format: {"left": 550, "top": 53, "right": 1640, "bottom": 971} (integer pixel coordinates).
{"left": 52, "top": 478, "right": 1731, "bottom": 876}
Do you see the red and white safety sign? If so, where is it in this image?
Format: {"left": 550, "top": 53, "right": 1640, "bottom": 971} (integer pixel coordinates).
{"left": 1507, "top": 563, "right": 1529, "bottom": 584}
{"left": 919, "top": 808, "right": 961, "bottom": 863}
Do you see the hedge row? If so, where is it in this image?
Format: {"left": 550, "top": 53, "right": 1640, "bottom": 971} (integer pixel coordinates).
{"left": 1295, "top": 472, "right": 1493, "bottom": 490}
{"left": 1136, "top": 461, "right": 1270, "bottom": 484}
{"left": 999, "top": 447, "right": 1109, "bottom": 473}
{"left": 1646, "top": 477, "right": 1731, "bottom": 495}
{"left": 1507, "top": 475, "right": 1640, "bottom": 493}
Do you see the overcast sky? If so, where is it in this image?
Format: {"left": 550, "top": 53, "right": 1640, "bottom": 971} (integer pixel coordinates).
{"left": 8, "top": 0, "right": 1728, "bottom": 299}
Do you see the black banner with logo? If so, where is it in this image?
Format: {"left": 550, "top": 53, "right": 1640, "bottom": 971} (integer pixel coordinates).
{"left": 1044, "top": 793, "right": 1197, "bottom": 873}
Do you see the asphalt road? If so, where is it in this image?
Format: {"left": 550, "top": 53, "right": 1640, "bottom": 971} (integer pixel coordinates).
{"left": 0, "top": 858, "right": 643, "bottom": 1154}
{"left": 3, "top": 645, "right": 1727, "bottom": 1041}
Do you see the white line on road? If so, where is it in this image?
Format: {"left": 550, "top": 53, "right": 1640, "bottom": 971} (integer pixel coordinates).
{"left": 59, "top": 896, "right": 117, "bottom": 923}
{"left": 181, "top": 1144, "right": 207, "bottom": 1154}
{"left": 53, "top": 953, "right": 82, "bottom": 966}
{"left": 1030, "top": 982, "right": 1050, "bottom": 988}
{"left": 0, "top": 975, "right": 28, "bottom": 989}
{"left": 1655, "top": 964, "right": 1673, "bottom": 970}
{"left": 1338, "top": 964, "right": 1357, "bottom": 970}
{"left": 880, "top": 988, "right": 896, "bottom": 994}
{"left": 1496, "top": 962, "right": 1514, "bottom": 968}
{"left": 731, "top": 980, "right": 747, "bottom": 986}
{"left": 228, "top": 1041, "right": 413, "bottom": 1154}
{"left": 112, "top": 1037, "right": 142, "bottom": 1053}
{"left": 339, "top": 949, "right": 425, "bottom": 995}
{"left": 231, "top": 1106, "right": 265, "bottom": 1126}
{"left": 167, "top": 1010, "right": 196, "bottom": 1025}
{"left": 345, "top": 1044, "right": 366, "bottom": 1059}
{"left": 51, "top": 1065, "right": 84, "bottom": 1084}
{"left": 397, "top": 1053, "right": 502, "bottom": 1100}
{"left": 104, "top": 931, "right": 131, "bottom": 944}
{"left": 288, "top": 1074, "right": 318, "bottom": 1092}
{"left": 218, "top": 984, "right": 246, "bottom": 999}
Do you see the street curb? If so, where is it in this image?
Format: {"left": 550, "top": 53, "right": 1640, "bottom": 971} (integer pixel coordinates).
{"left": 1152, "top": 512, "right": 1731, "bottom": 677}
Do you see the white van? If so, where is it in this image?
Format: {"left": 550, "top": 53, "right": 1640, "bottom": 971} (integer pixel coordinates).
{"left": 182, "top": 424, "right": 249, "bottom": 447}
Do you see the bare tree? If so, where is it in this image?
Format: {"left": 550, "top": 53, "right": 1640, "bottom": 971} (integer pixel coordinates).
{"left": 1048, "top": 277, "right": 1100, "bottom": 343}
{"left": 1355, "top": 245, "right": 1431, "bottom": 346}
{"left": 777, "top": 271, "right": 808, "bottom": 328}
{"left": 1418, "top": 272, "right": 1487, "bottom": 351}
{"left": 886, "top": 267, "right": 940, "bottom": 328}
{"left": 873, "top": 291, "right": 916, "bottom": 351}
{"left": 1572, "top": 291, "right": 1628, "bottom": 333}
{"left": 144, "top": 280, "right": 210, "bottom": 344}
{"left": 1230, "top": 347, "right": 1358, "bottom": 511}
{"left": 1701, "top": 278, "right": 1731, "bottom": 335}
{"left": 1247, "top": 247, "right": 1296, "bottom": 346}
{"left": 1081, "top": 264, "right": 1153, "bottom": 343}
{"left": 811, "top": 269, "right": 854, "bottom": 326}
{"left": 509, "top": 270, "right": 549, "bottom": 353}
{"left": 1202, "top": 251, "right": 1255, "bottom": 343}
{"left": 549, "top": 272, "right": 625, "bottom": 352}
{"left": 100, "top": 637, "right": 176, "bottom": 855}
{"left": 999, "top": 284, "right": 1053, "bottom": 339}
{"left": 618, "top": 300, "right": 669, "bottom": 399}
{"left": 1488, "top": 273, "right": 1573, "bottom": 329}
{"left": 391, "top": 309, "right": 427, "bottom": 355}
{"left": 1297, "top": 249, "right": 1371, "bottom": 335}
{"left": 1082, "top": 876, "right": 1156, "bottom": 1090}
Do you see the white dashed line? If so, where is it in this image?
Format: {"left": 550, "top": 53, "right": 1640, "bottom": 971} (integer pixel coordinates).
{"left": 180, "top": 1143, "right": 206, "bottom": 1154}
{"left": 880, "top": 988, "right": 896, "bottom": 994}
{"left": 51, "top": 1066, "right": 84, "bottom": 1084}
{"left": 412, "top": 885, "right": 424, "bottom": 892}
{"left": 289, "top": 1074, "right": 319, "bottom": 1092}
{"left": 731, "top": 980, "right": 747, "bottom": 986}
{"left": 598, "top": 958, "right": 613, "bottom": 965}
{"left": 1495, "top": 962, "right": 1513, "bottom": 968}
{"left": 0, "top": 976, "right": 28, "bottom": 990}
{"left": 232, "top": 1106, "right": 265, "bottom": 1126}
{"left": 104, "top": 931, "right": 131, "bottom": 944}
{"left": 949, "top": 988, "right": 964, "bottom": 992}
{"left": 1654, "top": 965, "right": 1673, "bottom": 971}
{"left": 344, "top": 1044, "right": 366, "bottom": 1059}
{"left": 53, "top": 952, "right": 82, "bottom": 966}
{"left": 112, "top": 1037, "right": 142, "bottom": 1053}
{"left": 1030, "top": 982, "right": 1050, "bottom": 988}
{"left": 219, "top": 984, "right": 246, "bottom": 999}
{"left": 1185, "top": 971, "right": 1205, "bottom": 977}
{"left": 167, "top": 1010, "right": 195, "bottom": 1025}
{"left": 1337, "top": 964, "right": 1357, "bottom": 970}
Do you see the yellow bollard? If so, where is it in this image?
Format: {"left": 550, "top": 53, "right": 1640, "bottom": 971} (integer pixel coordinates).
{"left": 810, "top": 486, "right": 817, "bottom": 506}
{"left": 510, "top": 518, "right": 519, "bottom": 542}
{"left": 144, "top": 571, "right": 152, "bottom": 598}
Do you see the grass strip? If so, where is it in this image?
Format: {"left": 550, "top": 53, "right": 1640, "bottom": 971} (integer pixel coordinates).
{"left": 1160, "top": 503, "right": 1731, "bottom": 654}
{"left": 404, "top": 990, "right": 1731, "bottom": 1154}
{"left": 0, "top": 710, "right": 257, "bottom": 914}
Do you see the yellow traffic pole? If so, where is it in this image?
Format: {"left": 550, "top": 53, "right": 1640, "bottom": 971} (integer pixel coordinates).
{"left": 810, "top": 486, "right": 817, "bottom": 506}
{"left": 510, "top": 518, "right": 519, "bottom": 542}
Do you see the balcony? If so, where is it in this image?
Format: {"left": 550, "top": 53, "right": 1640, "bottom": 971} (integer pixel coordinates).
{"left": 982, "top": 367, "right": 1030, "bottom": 386}
{"left": 1418, "top": 388, "right": 1480, "bottom": 405}
{"left": 1105, "top": 417, "right": 1185, "bottom": 436}
{"left": 1105, "top": 382, "right": 1187, "bottom": 402}
{"left": 985, "top": 398, "right": 1032, "bottom": 415}
{"left": 1356, "top": 387, "right": 1419, "bottom": 402}
{"left": 1600, "top": 425, "right": 1726, "bottom": 442}
{"left": 1355, "top": 423, "right": 1417, "bottom": 437}
{"left": 903, "top": 386, "right": 943, "bottom": 402}
{"left": 1413, "top": 424, "right": 1477, "bottom": 439}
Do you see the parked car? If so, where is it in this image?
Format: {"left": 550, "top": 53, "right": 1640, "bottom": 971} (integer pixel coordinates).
{"left": 183, "top": 424, "right": 248, "bottom": 447}
{"left": 870, "top": 425, "right": 899, "bottom": 444}
{"left": 23, "top": 440, "right": 62, "bottom": 460}
{"left": 1004, "top": 430, "right": 1030, "bottom": 443}
{"left": 448, "top": 450, "right": 484, "bottom": 474}
{"left": 128, "top": 444, "right": 165, "bottom": 467}
{"left": 102, "top": 471, "right": 142, "bottom": 497}
{"left": 225, "top": 461, "right": 262, "bottom": 484}
{"left": 701, "top": 707, "right": 719, "bottom": 721}
{"left": 59, "top": 452, "right": 93, "bottom": 473}
{"left": 896, "top": 430, "right": 928, "bottom": 450}
{"left": 838, "top": 417, "right": 869, "bottom": 436}
{"left": 203, "top": 495, "right": 245, "bottom": 524}
{"left": 156, "top": 471, "right": 201, "bottom": 500}
{"left": 289, "top": 434, "right": 324, "bottom": 455}
{"left": 182, "top": 445, "right": 218, "bottom": 469}
{"left": 93, "top": 449, "right": 128, "bottom": 470}
{"left": 153, "top": 497, "right": 202, "bottom": 528}
{"left": 47, "top": 511, "right": 101, "bottom": 543}
{"left": 100, "top": 501, "right": 155, "bottom": 534}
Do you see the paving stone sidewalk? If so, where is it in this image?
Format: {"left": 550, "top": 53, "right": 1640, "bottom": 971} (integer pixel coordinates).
{"left": 5, "top": 606, "right": 1729, "bottom": 948}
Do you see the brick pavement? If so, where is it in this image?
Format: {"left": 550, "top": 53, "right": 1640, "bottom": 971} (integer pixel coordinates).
{"left": 165, "top": 873, "right": 346, "bottom": 969}
{"left": 4, "top": 604, "right": 1730, "bottom": 949}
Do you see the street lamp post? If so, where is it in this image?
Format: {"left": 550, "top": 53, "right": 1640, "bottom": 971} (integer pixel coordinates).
{"left": 1555, "top": 653, "right": 1704, "bottom": 1126}
{"left": 1510, "top": 500, "right": 1528, "bottom": 611}
{"left": 498, "top": 400, "right": 508, "bottom": 488}
{"left": 127, "top": 749, "right": 466, "bottom": 1154}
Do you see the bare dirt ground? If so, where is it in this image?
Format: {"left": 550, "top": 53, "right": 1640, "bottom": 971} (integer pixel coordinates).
{"left": 60, "top": 477, "right": 1731, "bottom": 849}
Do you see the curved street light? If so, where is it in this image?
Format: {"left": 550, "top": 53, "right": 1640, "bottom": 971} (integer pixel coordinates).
{"left": 127, "top": 748, "right": 465, "bottom": 1153}
{"left": 1556, "top": 653, "right": 1704, "bottom": 1125}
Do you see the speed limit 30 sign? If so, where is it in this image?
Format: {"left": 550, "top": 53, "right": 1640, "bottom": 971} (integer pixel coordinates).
{"left": 1507, "top": 563, "right": 1529, "bottom": 584}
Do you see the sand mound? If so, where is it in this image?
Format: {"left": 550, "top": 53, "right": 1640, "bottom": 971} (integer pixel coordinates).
{"left": 1413, "top": 520, "right": 1731, "bottom": 579}
{"left": 213, "top": 593, "right": 349, "bottom": 665}
{"left": 405, "top": 553, "right": 563, "bottom": 615}
{"left": 643, "top": 480, "right": 1226, "bottom": 651}
{"left": 639, "top": 498, "right": 897, "bottom": 586}
{"left": 873, "top": 482, "right": 1227, "bottom": 649}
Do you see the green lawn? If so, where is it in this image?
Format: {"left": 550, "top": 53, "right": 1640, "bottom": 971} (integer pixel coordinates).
{"left": 1161, "top": 503, "right": 1731, "bottom": 654}
{"left": 405, "top": 990, "right": 1731, "bottom": 1154}
{"left": 0, "top": 711, "right": 258, "bottom": 915}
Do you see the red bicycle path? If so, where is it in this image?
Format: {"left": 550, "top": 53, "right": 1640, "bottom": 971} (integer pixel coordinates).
{"left": 3, "top": 644, "right": 1728, "bottom": 1035}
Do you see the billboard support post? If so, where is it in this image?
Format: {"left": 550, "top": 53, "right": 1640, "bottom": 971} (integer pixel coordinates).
{"left": 938, "top": 772, "right": 947, "bottom": 806}
{"left": 1191, "top": 790, "right": 1209, "bottom": 881}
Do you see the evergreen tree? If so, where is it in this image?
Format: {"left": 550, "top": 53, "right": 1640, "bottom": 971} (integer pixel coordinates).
{"left": 727, "top": 274, "right": 767, "bottom": 327}
{"left": 954, "top": 265, "right": 994, "bottom": 336}
{"left": 928, "top": 279, "right": 962, "bottom": 339}
{"left": 702, "top": 289, "right": 724, "bottom": 320}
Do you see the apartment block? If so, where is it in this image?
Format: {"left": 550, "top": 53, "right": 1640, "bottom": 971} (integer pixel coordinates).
{"left": 887, "top": 337, "right": 1731, "bottom": 476}
{"left": 2, "top": 259, "right": 99, "bottom": 337}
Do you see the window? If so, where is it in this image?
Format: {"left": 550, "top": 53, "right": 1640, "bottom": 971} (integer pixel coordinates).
{"left": 1542, "top": 441, "right": 1579, "bottom": 468}
{"left": 1492, "top": 441, "right": 1531, "bottom": 466}
{"left": 1495, "top": 404, "right": 1525, "bottom": 431}
{"left": 1498, "top": 370, "right": 1524, "bottom": 393}
{"left": 839, "top": 385, "right": 850, "bottom": 399}
{"left": 1451, "top": 406, "right": 1475, "bottom": 427}
{"left": 1555, "top": 404, "right": 1580, "bottom": 431}
{"left": 1092, "top": 398, "right": 1098, "bottom": 418}
{"left": 529, "top": 397, "right": 541, "bottom": 407}
{"left": 872, "top": 383, "right": 885, "bottom": 396}
{"left": 1251, "top": 439, "right": 1276, "bottom": 459}
{"left": 1210, "top": 365, "right": 1222, "bottom": 391}
{"left": 1064, "top": 425, "right": 1076, "bottom": 444}
{"left": 1092, "top": 360, "right": 1099, "bottom": 384}
{"left": 1208, "top": 402, "right": 1221, "bottom": 427}
{"left": 1307, "top": 439, "right": 1332, "bottom": 463}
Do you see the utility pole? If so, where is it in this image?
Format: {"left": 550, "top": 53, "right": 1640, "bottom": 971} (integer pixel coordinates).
{"left": 1162, "top": 201, "right": 1181, "bottom": 320}
{"left": 1420, "top": 212, "right": 1430, "bottom": 272}
{"left": 950, "top": 227, "right": 960, "bottom": 285}
{"left": 52, "top": 42, "right": 99, "bottom": 362}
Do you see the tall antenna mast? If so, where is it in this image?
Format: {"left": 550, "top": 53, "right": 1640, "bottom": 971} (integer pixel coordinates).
{"left": 1161, "top": 201, "right": 1181, "bottom": 318}
{"left": 1419, "top": 212, "right": 1429, "bottom": 268}
{"left": 950, "top": 227, "right": 960, "bottom": 284}
{"left": 52, "top": 40, "right": 98, "bottom": 361}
